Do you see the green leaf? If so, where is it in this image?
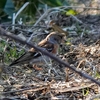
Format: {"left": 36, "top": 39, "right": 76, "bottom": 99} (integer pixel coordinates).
{"left": 82, "top": 88, "right": 89, "bottom": 96}
{"left": 66, "top": 9, "right": 78, "bottom": 16}
{"left": 0, "top": 0, "right": 6, "bottom": 9}
{"left": 95, "top": 72, "right": 100, "bottom": 78}
{"left": 22, "top": 0, "right": 39, "bottom": 16}
{"left": 42, "top": 0, "right": 63, "bottom": 7}
{"left": 3, "top": 0, "right": 15, "bottom": 17}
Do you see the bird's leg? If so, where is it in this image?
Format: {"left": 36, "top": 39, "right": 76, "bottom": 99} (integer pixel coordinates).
{"left": 48, "top": 59, "right": 53, "bottom": 76}
{"left": 42, "top": 56, "right": 58, "bottom": 76}
{"left": 48, "top": 59, "right": 58, "bottom": 76}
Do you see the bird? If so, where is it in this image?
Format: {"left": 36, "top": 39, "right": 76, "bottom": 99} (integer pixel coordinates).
{"left": 8, "top": 32, "right": 66, "bottom": 72}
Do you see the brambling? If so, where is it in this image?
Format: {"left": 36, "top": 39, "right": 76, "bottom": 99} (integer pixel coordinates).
{"left": 9, "top": 32, "right": 66, "bottom": 72}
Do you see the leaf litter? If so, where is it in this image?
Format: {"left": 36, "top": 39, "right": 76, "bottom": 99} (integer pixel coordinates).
{"left": 0, "top": 13, "right": 100, "bottom": 100}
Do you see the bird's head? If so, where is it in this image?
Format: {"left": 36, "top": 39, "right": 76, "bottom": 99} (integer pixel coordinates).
{"left": 46, "top": 32, "right": 66, "bottom": 44}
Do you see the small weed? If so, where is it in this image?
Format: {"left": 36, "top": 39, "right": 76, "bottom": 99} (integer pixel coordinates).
{"left": 0, "top": 40, "right": 25, "bottom": 64}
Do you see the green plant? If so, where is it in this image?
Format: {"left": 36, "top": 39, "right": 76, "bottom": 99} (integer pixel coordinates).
{"left": 82, "top": 88, "right": 89, "bottom": 96}
{"left": 0, "top": 0, "right": 68, "bottom": 20}
{"left": 0, "top": 40, "right": 25, "bottom": 63}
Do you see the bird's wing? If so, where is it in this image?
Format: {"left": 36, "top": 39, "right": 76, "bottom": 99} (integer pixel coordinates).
{"left": 9, "top": 42, "right": 54, "bottom": 67}
{"left": 29, "top": 39, "right": 54, "bottom": 53}
{"left": 28, "top": 38, "right": 47, "bottom": 52}
{"left": 9, "top": 51, "right": 41, "bottom": 66}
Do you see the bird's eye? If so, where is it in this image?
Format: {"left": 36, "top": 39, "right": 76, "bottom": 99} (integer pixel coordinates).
{"left": 54, "top": 37, "right": 58, "bottom": 41}
{"left": 60, "top": 36, "right": 63, "bottom": 39}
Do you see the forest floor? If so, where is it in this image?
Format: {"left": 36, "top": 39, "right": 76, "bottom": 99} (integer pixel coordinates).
{"left": 0, "top": 13, "right": 100, "bottom": 100}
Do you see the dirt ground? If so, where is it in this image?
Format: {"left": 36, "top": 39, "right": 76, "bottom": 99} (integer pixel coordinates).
{"left": 0, "top": 12, "right": 100, "bottom": 100}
